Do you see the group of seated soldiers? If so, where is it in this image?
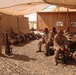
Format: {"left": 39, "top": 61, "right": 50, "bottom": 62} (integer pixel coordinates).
{"left": 8, "top": 27, "right": 41, "bottom": 44}
{"left": 0, "top": 26, "right": 42, "bottom": 56}
{"left": 0, "top": 26, "right": 76, "bottom": 64}
{"left": 37, "top": 27, "right": 76, "bottom": 65}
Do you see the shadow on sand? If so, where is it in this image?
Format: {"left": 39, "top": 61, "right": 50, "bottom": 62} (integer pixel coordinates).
{"left": 0, "top": 53, "right": 36, "bottom": 62}
{"left": 14, "top": 40, "right": 33, "bottom": 47}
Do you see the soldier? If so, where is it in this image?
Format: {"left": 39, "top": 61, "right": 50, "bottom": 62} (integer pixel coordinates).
{"left": 54, "top": 30, "right": 70, "bottom": 65}
{"left": 64, "top": 27, "right": 71, "bottom": 34}
{"left": 0, "top": 26, "right": 4, "bottom": 55}
{"left": 37, "top": 28, "right": 49, "bottom": 52}
{"left": 10, "top": 27, "right": 18, "bottom": 38}
{"left": 73, "top": 51, "right": 76, "bottom": 60}
{"left": 45, "top": 27, "right": 57, "bottom": 56}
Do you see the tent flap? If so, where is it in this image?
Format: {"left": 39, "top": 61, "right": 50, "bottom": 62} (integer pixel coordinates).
{"left": 0, "top": 0, "right": 76, "bottom": 15}
{"left": 44, "top": 0, "right": 76, "bottom": 8}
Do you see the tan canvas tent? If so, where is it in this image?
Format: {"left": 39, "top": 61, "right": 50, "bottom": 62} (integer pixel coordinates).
{"left": 44, "top": 0, "right": 76, "bottom": 9}
{"left": 0, "top": 14, "right": 30, "bottom": 35}
{"left": 0, "top": 0, "right": 76, "bottom": 16}
{"left": 0, "top": 0, "right": 50, "bottom": 15}
{"left": 0, "top": 0, "right": 76, "bottom": 34}
{"left": 52, "top": 7, "right": 76, "bottom": 12}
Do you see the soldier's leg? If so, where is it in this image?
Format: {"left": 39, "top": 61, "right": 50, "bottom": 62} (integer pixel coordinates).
{"left": 45, "top": 41, "right": 53, "bottom": 55}
{"left": 0, "top": 45, "right": 2, "bottom": 54}
{"left": 73, "top": 51, "right": 76, "bottom": 60}
{"left": 54, "top": 49, "right": 61, "bottom": 65}
{"left": 39, "top": 41, "right": 42, "bottom": 51}
{"left": 45, "top": 41, "right": 51, "bottom": 56}
{"left": 0, "top": 39, "right": 3, "bottom": 54}
{"left": 67, "top": 48, "right": 70, "bottom": 56}
{"left": 37, "top": 41, "right": 42, "bottom": 52}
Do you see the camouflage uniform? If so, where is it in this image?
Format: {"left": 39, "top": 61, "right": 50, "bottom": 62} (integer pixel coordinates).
{"left": 45, "top": 31, "right": 57, "bottom": 55}
{"left": 0, "top": 27, "right": 4, "bottom": 54}
{"left": 73, "top": 51, "right": 76, "bottom": 60}
{"left": 37, "top": 33, "right": 49, "bottom": 52}
{"left": 54, "top": 34, "right": 70, "bottom": 64}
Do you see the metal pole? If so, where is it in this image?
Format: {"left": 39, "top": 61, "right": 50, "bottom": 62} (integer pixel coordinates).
{"left": 67, "top": 9, "right": 74, "bottom": 35}
{"left": 17, "top": 16, "right": 19, "bottom": 35}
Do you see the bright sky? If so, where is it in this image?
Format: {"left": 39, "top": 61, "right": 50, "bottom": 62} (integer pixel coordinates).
{"left": 25, "top": 13, "right": 37, "bottom": 21}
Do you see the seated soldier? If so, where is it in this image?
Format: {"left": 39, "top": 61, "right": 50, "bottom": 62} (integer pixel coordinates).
{"left": 30, "top": 27, "right": 35, "bottom": 34}
{"left": 45, "top": 27, "right": 57, "bottom": 56}
{"left": 73, "top": 51, "right": 76, "bottom": 60}
{"left": 10, "top": 27, "right": 19, "bottom": 39}
{"left": 9, "top": 28, "right": 22, "bottom": 43}
{"left": 54, "top": 30, "right": 70, "bottom": 65}
{"left": 37, "top": 28, "right": 49, "bottom": 52}
{"left": 64, "top": 27, "right": 71, "bottom": 35}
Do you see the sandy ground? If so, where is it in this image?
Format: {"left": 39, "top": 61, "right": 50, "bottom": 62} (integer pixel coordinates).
{"left": 0, "top": 40, "right": 76, "bottom": 75}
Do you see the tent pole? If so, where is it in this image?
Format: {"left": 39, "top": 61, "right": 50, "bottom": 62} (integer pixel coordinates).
{"left": 67, "top": 9, "right": 74, "bottom": 35}
{"left": 58, "top": 7, "right": 62, "bottom": 29}
{"left": 17, "top": 16, "right": 19, "bottom": 35}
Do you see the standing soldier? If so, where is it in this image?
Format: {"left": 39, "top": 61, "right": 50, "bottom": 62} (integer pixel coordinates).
{"left": 0, "top": 26, "right": 4, "bottom": 55}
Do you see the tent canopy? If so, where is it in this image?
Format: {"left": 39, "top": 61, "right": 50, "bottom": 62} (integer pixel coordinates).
{"left": 52, "top": 7, "right": 76, "bottom": 12}
{"left": 44, "top": 0, "right": 76, "bottom": 8}
{"left": 0, "top": 0, "right": 76, "bottom": 15}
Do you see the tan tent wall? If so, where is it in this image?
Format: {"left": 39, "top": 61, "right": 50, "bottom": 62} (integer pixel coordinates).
{"left": 18, "top": 16, "right": 30, "bottom": 34}
{"left": 1, "top": 14, "right": 18, "bottom": 33}
{"left": 0, "top": 14, "right": 30, "bottom": 34}
{"left": 37, "top": 12, "right": 76, "bottom": 32}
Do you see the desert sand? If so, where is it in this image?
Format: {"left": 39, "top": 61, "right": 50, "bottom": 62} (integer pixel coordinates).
{"left": 0, "top": 40, "right": 76, "bottom": 75}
